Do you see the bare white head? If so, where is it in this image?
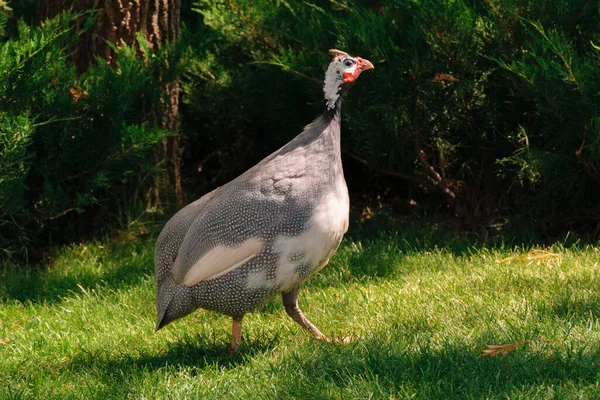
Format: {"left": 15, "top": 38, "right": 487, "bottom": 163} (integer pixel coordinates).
{"left": 323, "top": 49, "right": 374, "bottom": 110}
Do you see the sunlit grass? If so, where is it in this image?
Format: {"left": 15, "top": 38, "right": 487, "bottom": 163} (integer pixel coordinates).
{"left": 2, "top": 219, "right": 600, "bottom": 399}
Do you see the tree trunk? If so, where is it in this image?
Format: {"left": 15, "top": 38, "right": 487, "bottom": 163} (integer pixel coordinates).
{"left": 38, "top": 0, "right": 184, "bottom": 207}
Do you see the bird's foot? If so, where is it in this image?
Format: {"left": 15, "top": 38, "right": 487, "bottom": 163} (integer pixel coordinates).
{"left": 317, "top": 335, "right": 353, "bottom": 344}
{"left": 227, "top": 341, "right": 240, "bottom": 356}
{"left": 338, "top": 336, "right": 353, "bottom": 344}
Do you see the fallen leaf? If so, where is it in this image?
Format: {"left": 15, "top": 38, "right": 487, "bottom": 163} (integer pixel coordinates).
{"left": 497, "top": 249, "right": 561, "bottom": 266}
{"left": 479, "top": 342, "right": 521, "bottom": 357}
{"left": 0, "top": 338, "right": 9, "bottom": 344}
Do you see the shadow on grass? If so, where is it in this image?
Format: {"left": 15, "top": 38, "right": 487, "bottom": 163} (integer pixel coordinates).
{"left": 552, "top": 297, "right": 600, "bottom": 322}
{"left": 548, "top": 284, "right": 600, "bottom": 324}
{"left": 0, "top": 238, "right": 154, "bottom": 304}
{"left": 61, "top": 332, "right": 600, "bottom": 398}
{"left": 67, "top": 334, "right": 274, "bottom": 386}
{"left": 272, "top": 336, "right": 600, "bottom": 398}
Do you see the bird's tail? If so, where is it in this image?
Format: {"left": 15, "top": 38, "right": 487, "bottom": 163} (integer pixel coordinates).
{"left": 155, "top": 280, "right": 177, "bottom": 332}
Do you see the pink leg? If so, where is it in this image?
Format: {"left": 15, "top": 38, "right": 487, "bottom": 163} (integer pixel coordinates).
{"left": 227, "top": 316, "right": 243, "bottom": 355}
{"left": 282, "top": 285, "right": 328, "bottom": 340}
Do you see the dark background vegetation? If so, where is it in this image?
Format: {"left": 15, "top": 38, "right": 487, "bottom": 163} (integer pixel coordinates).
{"left": 1, "top": 0, "right": 599, "bottom": 262}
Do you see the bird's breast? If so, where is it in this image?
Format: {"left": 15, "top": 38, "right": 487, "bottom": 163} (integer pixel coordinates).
{"left": 246, "top": 180, "right": 349, "bottom": 292}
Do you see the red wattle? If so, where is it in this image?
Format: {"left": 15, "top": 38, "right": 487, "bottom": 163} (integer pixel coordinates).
{"left": 343, "top": 71, "right": 358, "bottom": 83}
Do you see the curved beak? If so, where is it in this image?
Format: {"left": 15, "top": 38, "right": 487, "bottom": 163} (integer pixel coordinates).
{"left": 356, "top": 57, "right": 374, "bottom": 73}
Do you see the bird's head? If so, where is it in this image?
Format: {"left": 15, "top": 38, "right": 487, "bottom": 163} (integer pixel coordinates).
{"left": 323, "top": 49, "right": 374, "bottom": 110}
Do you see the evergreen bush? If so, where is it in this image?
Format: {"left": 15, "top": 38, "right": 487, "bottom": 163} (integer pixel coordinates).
{"left": 2, "top": 0, "right": 599, "bottom": 261}
{"left": 183, "top": 0, "right": 600, "bottom": 235}
{"left": 0, "top": 11, "right": 175, "bottom": 260}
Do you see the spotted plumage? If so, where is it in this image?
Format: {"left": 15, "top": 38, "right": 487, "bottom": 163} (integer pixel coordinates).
{"left": 155, "top": 49, "right": 373, "bottom": 353}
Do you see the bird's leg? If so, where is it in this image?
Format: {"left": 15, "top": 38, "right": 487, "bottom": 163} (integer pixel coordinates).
{"left": 227, "top": 315, "right": 244, "bottom": 355}
{"left": 282, "top": 285, "right": 328, "bottom": 341}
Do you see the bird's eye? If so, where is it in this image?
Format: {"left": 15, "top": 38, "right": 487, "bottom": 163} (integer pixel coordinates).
{"left": 344, "top": 60, "right": 354, "bottom": 67}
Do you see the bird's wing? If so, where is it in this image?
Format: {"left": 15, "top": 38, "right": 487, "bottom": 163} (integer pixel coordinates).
{"left": 174, "top": 236, "right": 264, "bottom": 287}
{"left": 169, "top": 187, "right": 275, "bottom": 287}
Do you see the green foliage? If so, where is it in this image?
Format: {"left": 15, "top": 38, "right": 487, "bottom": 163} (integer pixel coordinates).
{"left": 0, "top": 12, "right": 177, "bottom": 260}
{"left": 0, "top": 1, "right": 10, "bottom": 37}
{"left": 2, "top": 0, "right": 599, "bottom": 259}
{"left": 183, "top": 0, "right": 600, "bottom": 233}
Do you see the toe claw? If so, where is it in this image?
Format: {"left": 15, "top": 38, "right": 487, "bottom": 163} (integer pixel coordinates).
{"left": 227, "top": 343, "right": 238, "bottom": 356}
{"left": 317, "top": 335, "right": 353, "bottom": 344}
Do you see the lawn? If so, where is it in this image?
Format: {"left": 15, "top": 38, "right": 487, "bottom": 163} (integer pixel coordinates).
{"left": 1, "top": 216, "right": 600, "bottom": 399}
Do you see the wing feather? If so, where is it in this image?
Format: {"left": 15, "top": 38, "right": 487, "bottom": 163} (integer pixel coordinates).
{"left": 173, "top": 237, "right": 264, "bottom": 287}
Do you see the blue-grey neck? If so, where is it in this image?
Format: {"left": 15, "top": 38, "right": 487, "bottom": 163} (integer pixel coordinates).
{"left": 319, "top": 99, "right": 343, "bottom": 178}
{"left": 320, "top": 98, "right": 342, "bottom": 158}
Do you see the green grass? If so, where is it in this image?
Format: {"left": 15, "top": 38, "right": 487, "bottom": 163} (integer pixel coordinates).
{"left": 2, "top": 217, "right": 600, "bottom": 399}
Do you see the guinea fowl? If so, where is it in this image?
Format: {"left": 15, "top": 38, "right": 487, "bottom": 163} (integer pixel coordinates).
{"left": 155, "top": 49, "right": 373, "bottom": 353}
